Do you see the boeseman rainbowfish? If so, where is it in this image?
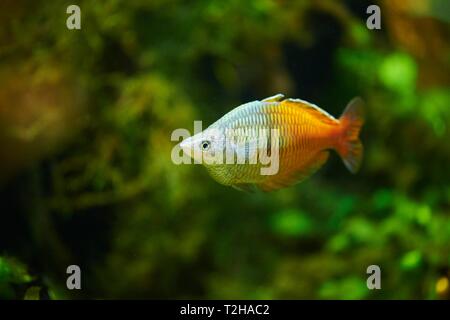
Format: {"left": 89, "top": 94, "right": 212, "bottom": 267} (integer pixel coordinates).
{"left": 180, "top": 94, "right": 364, "bottom": 192}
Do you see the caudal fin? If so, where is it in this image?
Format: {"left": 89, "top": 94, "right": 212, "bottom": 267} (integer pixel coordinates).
{"left": 336, "top": 97, "right": 364, "bottom": 173}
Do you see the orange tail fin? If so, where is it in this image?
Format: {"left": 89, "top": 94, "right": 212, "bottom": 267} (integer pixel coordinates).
{"left": 336, "top": 97, "right": 364, "bottom": 173}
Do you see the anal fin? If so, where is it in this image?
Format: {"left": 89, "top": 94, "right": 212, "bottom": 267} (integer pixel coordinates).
{"left": 256, "top": 151, "right": 330, "bottom": 192}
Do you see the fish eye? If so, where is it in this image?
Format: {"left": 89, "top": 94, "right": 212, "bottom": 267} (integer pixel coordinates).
{"left": 200, "top": 140, "right": 211, "bottom": 151}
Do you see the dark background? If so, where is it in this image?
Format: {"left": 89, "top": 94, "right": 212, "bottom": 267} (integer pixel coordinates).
{"left": 0, "top": 0, "right": 449, "bottom": 299}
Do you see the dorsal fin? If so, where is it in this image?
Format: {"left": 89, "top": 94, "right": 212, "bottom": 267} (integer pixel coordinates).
{"left": 262, "top": 94, "right": 285, "bottom": 102}
{"left": 256, "top": 151, "right": 329, "bottom": 192}
{"left": 281, "top": 98, "right": 338, "bottom": 125}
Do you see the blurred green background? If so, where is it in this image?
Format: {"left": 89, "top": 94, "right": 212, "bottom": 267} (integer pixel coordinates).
{"left": 0, "top": 0, "right": 449, "bottom": 299}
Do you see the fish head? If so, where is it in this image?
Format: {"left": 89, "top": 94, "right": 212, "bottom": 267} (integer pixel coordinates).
{"left": 180, "top": 128, "right": 226, "bottom": 164}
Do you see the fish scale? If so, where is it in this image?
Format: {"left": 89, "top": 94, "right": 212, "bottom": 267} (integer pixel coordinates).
{"left": 180, "top": 95, "right": 364, "bottom": 191}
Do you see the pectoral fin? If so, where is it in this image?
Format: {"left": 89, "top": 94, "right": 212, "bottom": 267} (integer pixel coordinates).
{"left": 232, "top": 183, "right": 257, "bottom": 193}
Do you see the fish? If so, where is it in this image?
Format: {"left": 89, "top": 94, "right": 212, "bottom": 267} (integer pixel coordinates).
{"left": 179, "top": 94, "right": 364, "bottom": 192}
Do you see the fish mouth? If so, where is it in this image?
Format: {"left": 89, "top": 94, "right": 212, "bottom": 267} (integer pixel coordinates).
{"left": 179, "top": 138, "right": 193, "bottom": 158}
{"left": 179, "top": 140, "right": 188, "bottom": 149}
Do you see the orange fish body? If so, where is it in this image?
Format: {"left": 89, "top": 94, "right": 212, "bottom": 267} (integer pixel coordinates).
{"left": 180, "top": 94, "right": 364, "bottom": 192}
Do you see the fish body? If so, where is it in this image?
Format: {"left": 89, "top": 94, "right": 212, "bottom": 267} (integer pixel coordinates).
{"left": 180, "top": 94, "right": 364, "bottom": 192}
